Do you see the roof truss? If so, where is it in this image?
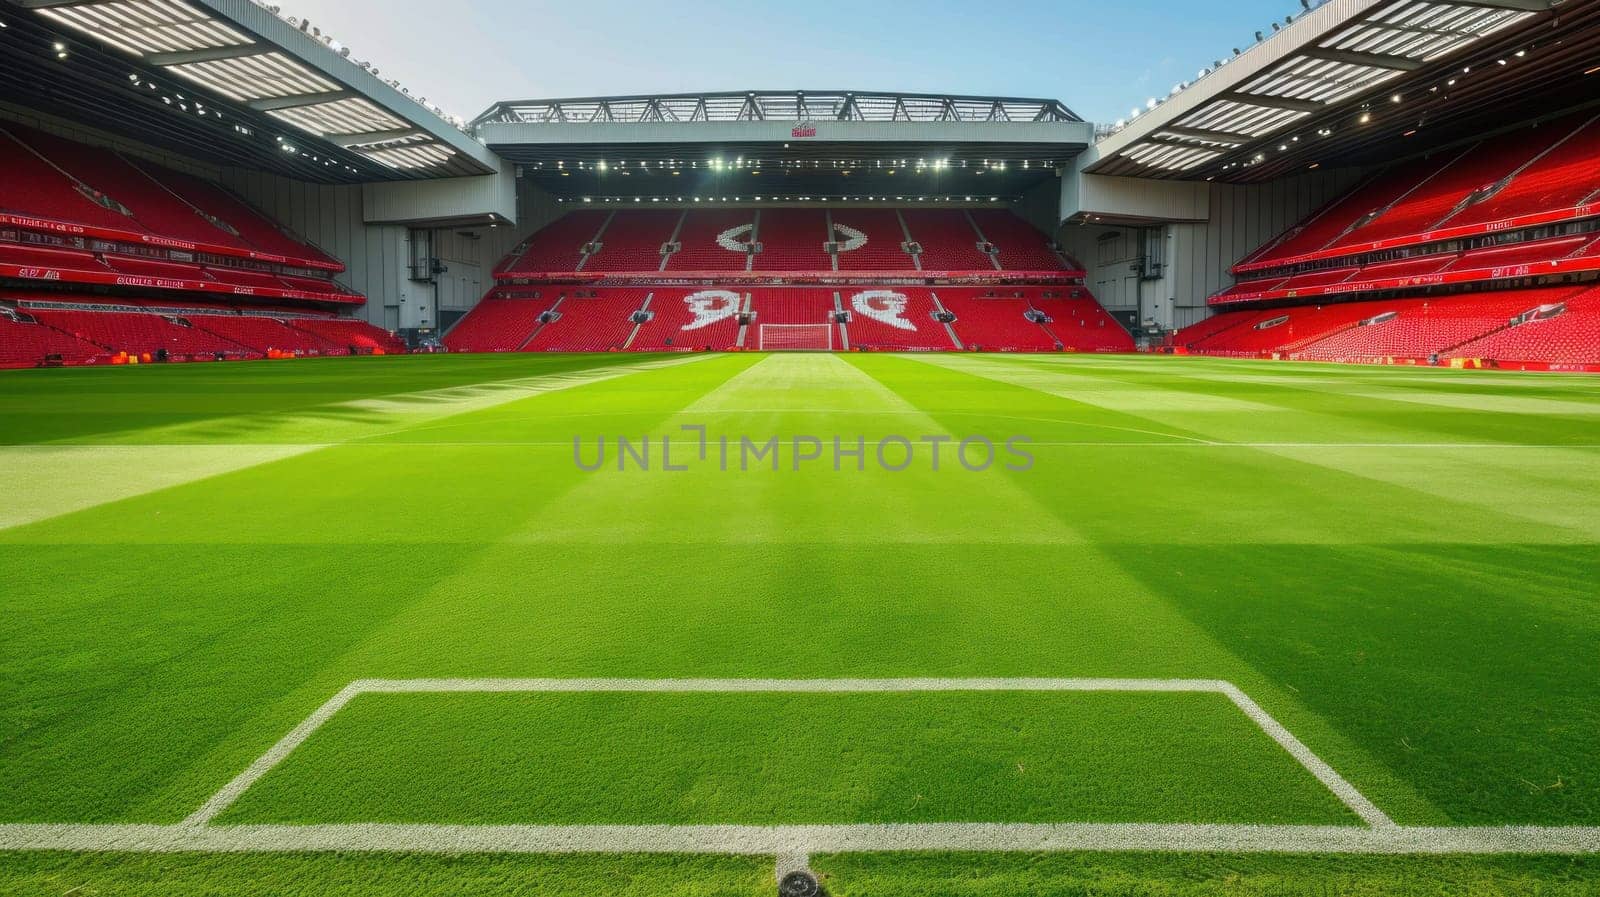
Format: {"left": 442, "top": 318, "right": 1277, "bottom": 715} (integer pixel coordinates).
{"left": 11, "top": 0, "right": 464, "bottom": 174}
{"left": 1096, "top": 0, "right": 1554, "bottom": 176}
{"left": 473, "top": 91, "right": 1082, "bottom": 127}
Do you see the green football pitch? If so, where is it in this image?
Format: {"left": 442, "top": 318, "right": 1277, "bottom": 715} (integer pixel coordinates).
{"left": 2, "top": 351, "right": 1598, "bottom": 896}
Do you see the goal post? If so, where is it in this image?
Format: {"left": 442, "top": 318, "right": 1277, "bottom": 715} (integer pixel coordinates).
{"left": 759, "top": 323, "right": 834, "bottom": 351}
{"left": 758, "top": 323, "right": 834, "bottom": 351}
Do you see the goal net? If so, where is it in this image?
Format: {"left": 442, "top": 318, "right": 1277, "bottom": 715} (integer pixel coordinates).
{"left": 758, "top": 323, "right": 833, "bottom": 351}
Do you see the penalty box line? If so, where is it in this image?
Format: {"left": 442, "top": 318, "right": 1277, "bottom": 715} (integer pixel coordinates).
{"left": 5, "top": 822, "right": 1600, "bottom": 855}
{"left": 8, "top": 677, "right": 1600, "bottom": 856}
{"left": 182, "top": 677, "right": 1392, "bottom": 829}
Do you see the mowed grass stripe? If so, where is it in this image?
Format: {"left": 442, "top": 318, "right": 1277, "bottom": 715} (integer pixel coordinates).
{"left": 511, "top": 353, "right": 1089, "bottom": 545}
{"left": 0, "top": 354, "right": 685, "bottom": 445}
{"left": 0, "top": 354, "right": 716, "bottom": 529}
{"left": 843, "top": 354, "right": 1449, "bottom": 824}
{"left": 218, "top": 690, "right": 1359, "bottom": 826}
{"left": 989, "top": 356, "right": 1600, "bottom": 541}
{"left": 1255, "top": 443, "right": 1600, "bottom": 539}
{"left": 850, "top": 354, "right": 1555, "bottom": 547}
{"left": 967, "top": 354, "right": 1600, "bottom": 447}
{"left": 0, "top": 443, "right": 323, "bottom": 530}
{"left": 0, "top": 355, "right": 751, "bottom": 546}
{"left": 0, "top": 353, "right": 1595, "bottom": 852}
{"left": 1106, "top": 540, "right": 1600, "bottom": 826}
{"left": 0, "top": 355, "right": 765, "bottom": 822}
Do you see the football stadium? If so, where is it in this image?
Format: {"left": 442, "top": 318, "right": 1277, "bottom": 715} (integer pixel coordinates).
{"left": 2, "top": 0, "right": 1599, "bottom": 894}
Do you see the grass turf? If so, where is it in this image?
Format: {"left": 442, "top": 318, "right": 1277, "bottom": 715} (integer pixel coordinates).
{"left": 2, "top": 351, "right": 1598, "bottom": 894}
{"left": 219, "top": 690, "right": 1356, "bottom": 825}
{"left": 5, "top": 852, "right": 1597, "bottom": 897}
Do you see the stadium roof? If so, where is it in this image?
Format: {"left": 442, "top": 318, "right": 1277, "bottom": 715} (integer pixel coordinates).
{"left": 1088, "top": 0, "right": 1594, "bottom": 183}
{"left": 0, "top": 0, "right": 499, "bottom": 182}
{"left": 474, "top": 91, "right": 1093, "bottom": 203}
{"left": 474, "top": 91, "right": 1082, "bottom": 126}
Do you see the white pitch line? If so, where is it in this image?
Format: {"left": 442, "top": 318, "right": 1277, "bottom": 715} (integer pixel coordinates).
{"left": 1216, "top": 683, "right": 1392, "bottom": 828}
{"left": 185, "top": 678, "right": 1382, "bottom": 828}
{"left": 47, "top": 676, "right": 1585, "bottom": 858}
{"left": 182, "top": 683, "right": 365, "bottom": 827}
{"left": 32, "top": 442, "right": 1589, "bottom": 451}
{"left": 105, "top": 441, "right": 1594, "bottom": 450}
{"left": 354, "top": 676, "right": 1231, "bottom": 693}
{"left": 774, "top": 850, "right": 812, "bottom": 882}
{"left": 2, "top": 823, "right": 1598, "bottom": 855}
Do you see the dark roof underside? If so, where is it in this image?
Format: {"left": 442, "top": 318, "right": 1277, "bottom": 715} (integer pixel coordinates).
{"left": 0, "top": 4, "right": 482, "bottom": 183}
{"left": 488, "top": 139, "right": 1077, "bottom": 202}
{"left": 1092, "top": 0, "right": 1600, "bottom": 183}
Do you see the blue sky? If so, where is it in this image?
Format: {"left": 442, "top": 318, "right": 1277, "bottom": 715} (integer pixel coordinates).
{"left": 279, "top": 0, "right": 1306, "bottom": 125}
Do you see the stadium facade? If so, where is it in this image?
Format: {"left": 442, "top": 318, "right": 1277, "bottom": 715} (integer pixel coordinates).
{"left": 2, "top": 0, "right": 1598, "bottom": 368}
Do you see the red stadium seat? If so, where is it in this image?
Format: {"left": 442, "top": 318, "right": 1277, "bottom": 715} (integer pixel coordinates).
{"left": 25, "top": 303, "right": 256, "bottom": 358}
{"left": 443, "top": 293, "right": 558, "bottom": 352}
{"left": 629, "top": 288, "right": 744, "bottom": 351}
{"left": 747, "top": 288, "right": 839, "bottom": 349}
{"left": 830, "top": 210, "right": 918, "bottom": 272}
{"left": 1446, "top": 286, "right": 1600, "bottom": 367}
{"left": 900, "top": 210, "right": 996, "bottom": 272}
{"left": 749, "top": 210, "right": 832, "bottom": 272}
{"left": 0, "top": 126, "right": 359, "bottom": 322}
{"left": 497, "top": 211, "right": 608, "bottom": 277}
{"left": 523, "top": 290, "right": 649, "bottom": 352}
{"left": 287, "top": 317, "right": 407, "bottom": 354}
{"left": 969, "top": 211, "right": 1072, "bottom": 271}
{"left": 1230, "top": 114, "right": 1600, "bottom": 288}
{"left": 665, "top": 210, "right": 757, "bottom": 273}
{"left": 583, "top": 211, "right": 679, "bottom": 274}
{"left": 0, "top": 309, "right": 106, "bottom": 367}
{"left": 842, "top": 288, "right": 956, "bottom": 351}
{"left": 938, "top": 289, "right": 1061, "bottom": 351}
{"left": 1181, "top": 288, "right": 1591, "bottom": 366}
{"left": 444, "top": 205, "right": 1128, "bottom": 357}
